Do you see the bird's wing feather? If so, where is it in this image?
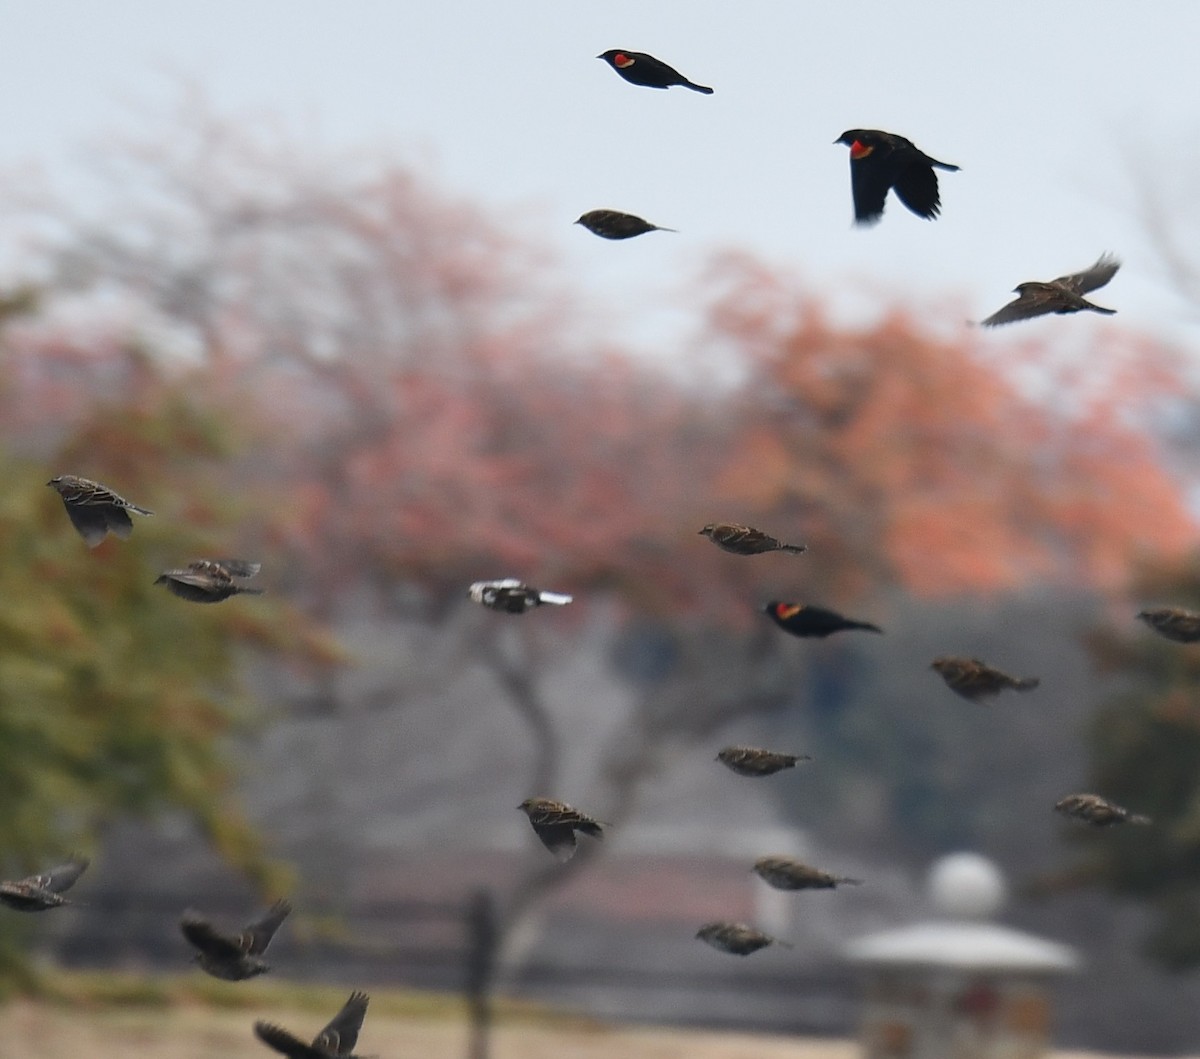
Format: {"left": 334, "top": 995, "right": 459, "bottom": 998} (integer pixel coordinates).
{"left": 980, "top": 292, "right": 1052, "bottom": 327}
{"left": 244, "top": 898, "right": 292, "bottom": 955}
{"left": 255, "top": 1021, "right": 324, "bottom": 1058}
{"left": 1057, "top": 254, "right": 1120, "bottom": 295}
{"left": 29, "top": 857, "right": 88, "bottom": 894}
{"left": 180, "top": 912, "right": 245, "bottom": 960}
{"left": 314, "top": 991, "right": 369, "bottom": 1055}
{"left": 892, "top": 161, "right": 942, "bottom": 220}
{"left": 849, "top": 157, "right": 891, "bottom": 224}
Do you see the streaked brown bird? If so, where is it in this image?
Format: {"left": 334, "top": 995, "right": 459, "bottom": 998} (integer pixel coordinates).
{"left": 597, "top": 49, "right": 713, "bottom": 93}
{"left": 155, "top": 559, "right": 264, "bottom": 603}
{"left": 47, "top": 474, "right": 153, "bottom": 547}
{"left": 753, "top": 855, "right": 861, "bottom": 891}
{"left": 696, "top": 921, "right": 791, "bottom": 956}
{"left": 717, "top": 745, "right": 811, "bottom": 777}
{"left": 979, "top": 254, "right": 1119, "bottom": 327}
{"left": 699, "top": 523, "right": 806, "bottom": 556}
{"left": 1138, "top": 607, "right": 1200, "bottom": 643}
{"left": 469, "top": 579, "right": 572, "bottom": 614}
{"left": 1055, "top": 793, "right": 1151, "bottom": 827}
{"left": 0, "top": 856, "right": 89, "bottom": 912}
{"left": 518, "top": 797, "right": 604, "bottom": 861}
{"left": 254, "top": 991, "right": 370, "bottom": 1058}
{"left": 931, "top": 656, "right": 1039, "bottom": 701}
{"left": 181, "top": 898, "right": 292, "bottom": 980}
{"left": 835, "top": 129, "right": 959, "bottom": 224}
{"left": 575, "top": 209, "right": 676, "bottom": 240}
{"left": 764, "top": 601, "right": 882, "bottom": 638}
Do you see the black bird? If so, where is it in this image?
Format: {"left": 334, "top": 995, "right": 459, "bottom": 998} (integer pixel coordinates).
{"left": 1137, "top": 606, "right": 1200, "bottom": 643}
{"left": 696, "top": 921, "right": 791, "bottom": 956}
{"left": 47, "top": 474, "right": 153, "bottom": 547}
{"left": 254, "top": 991, "right": 370, "bottom": 1058}
{"left": 181, "top": 898, "right": 292, "bottom": 980}
{"left": 752, "top": 855, "right": 861, "bottom": 891}
{"left": 835, "top": 129, "right": 959, "bottom": 224}
{"left": 717, "top": 745, "right": 811, "bottom": 777}
{"left": 764, "top": 602, "right": 882, "bottom": 638}
{"left": 156, "top": 559, "right": 264, "bottom": 603}
{"left": 597, "top": 50, "right": 713, "bottom": 93}
{"left": 575, "top": 210, "right": 676, "bottom": 240}
{"left": 0, "top": 856, "right": 89, "bottom": 912}
{"left": 980, "top": 255, "right": 1119, "bottom": 327}
{"left": 700, "top": 523, "right": 806, "bottom": 556}
{"left": 518, "top": 797, "right": 604, "bottom": 861}
{"left": 931, "top": 656, "right": 1039, "bottom": 701}
{"left": 469, "top": 579, "right": 572, "bottom": 614}
{"left": 1055, "top": 793, "right": 1151, "bottom": 827}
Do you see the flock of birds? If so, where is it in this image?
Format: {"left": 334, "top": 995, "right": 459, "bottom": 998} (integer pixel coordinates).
{"left": 7, "top": 41, "right": 1188, "bottom": 1056}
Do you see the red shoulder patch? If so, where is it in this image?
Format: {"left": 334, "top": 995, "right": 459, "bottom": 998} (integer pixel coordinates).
{"left": 775, "top": 603, "right": 803, "bottom": 620}
{"left": 849, "top": 140, "right": 874, "bottom": 160}
{"left": 615, "top": 53, "right": 635, "bottom": 68}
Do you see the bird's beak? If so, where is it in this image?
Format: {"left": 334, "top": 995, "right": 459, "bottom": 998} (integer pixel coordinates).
{"left": 596, "top": 54, "right": 605, "bottom": 60}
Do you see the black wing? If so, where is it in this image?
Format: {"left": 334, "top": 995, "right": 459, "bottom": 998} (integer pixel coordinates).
{"left": 156, "top": 572, "right": 225, "bottom": 602}
{"left": 244, "top": 898, "right": 292, "bottom": 955}
{"left": 530, "top": 822, "right": 579, "bottom": 860}
{"left": 25, "top": 856, "right": 89, "bottom": 894}
{"left": 103, "top": 505, "right": 136, "bottom": 540}
{"left": 181, "top": 910, "right": 245, "bottom": 960}
{"left": 61, "top": 503, "right": 112, "bottom": 547}
{"left": 254, "top": 1021, "right": 324, "bottom": 1059}
{"left": 314, "top": 991, "right": 369, "bottom": 1055}
{"left": 892, "top": 161, "right": 943, "bottom": 220}
{"left": 849, "top": 154, "right": 892, "bottom": 225}
{"left": 980, "top": 290, "right": 1054, "bottom": 328}
{"left": 1056, "top": 254, "right": 1120, "bottom": 295}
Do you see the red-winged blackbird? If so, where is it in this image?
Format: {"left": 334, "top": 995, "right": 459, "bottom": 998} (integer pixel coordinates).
{"left": 931, "top": 656, "right": 1039, "bottom": 701}
{"left": 47, "top": 474, "right": 153, "bottom": 547}
{"left": 518, "top": 797, "right": 604, "bottom": 861}
{"left": 700, "top": 523, "right": 806, "bottom": 556}
{"left": 575, "top": 210, "right": 676, "bottom": 240}
{"left": 980, "top": 255, "right": 1119, "bottom": 327}
{"left": 834, "top": 129, "right": 959, "bottom": 224}
{"left": 0, "top": 856, "right": 88, "bottom": 912}
{"left": 181, "top": 898, "right": 291, "bottom": 981}
{"left": 597, "top": 50, "right": 713, "bottom": 94}
{"left": 156, "top": 559, "right": 264, "bottom": 603}
{"left": 1055, "top": 793, "right": 1151, "bottom": 827}
{"left": 764, "top": 601, "right": 882, "bottom": 638}
{"left": 1137, "top": 607, "right": 1200, "bottom": 643}
{"left": 469, "top": 579, "right": 572, "bottom": 614}
{"left": 696, "top": 921, "right": 791, "bottom": 956}
{"left": 254, "top": 991, "right": 370, "bottom": 1058}
{"left": 716, "top": 745, "right": 811, "bottom": 777}
{"left": 752, "top": 855, "right": 861, "bottom": 891}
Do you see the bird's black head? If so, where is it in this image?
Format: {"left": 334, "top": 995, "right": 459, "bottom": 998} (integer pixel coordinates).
{"left": 597, "top": 49, "right": 634, "bottom": 68}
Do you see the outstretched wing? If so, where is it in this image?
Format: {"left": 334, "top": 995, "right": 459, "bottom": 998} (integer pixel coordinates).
{"left": 849, "top": 153, "right": 892, "bottom": 225}
{"left": 61, "top": 503, "right": 112, "bottom": 547}
{"left": 156, "top": 572, "right": 225, "bottom": 602}
{"left": 180, "top": 910, "right": 245, "bottom": 960}
{"left": 979, "top": 290, "right": 1053, "bottom": 327}
{"left": 25, "top": 856, "right": 89, "bottom": 894}
{"left": 193, "top": 558, "right": 261, "bottom": 579}
{"left": 1056, "top": 254, "right": 1119, "bottom": 295}
{"left": 892, "top": 161, "right": 942, "bottom": 220}
{"left": 243, "top": 898, "right": 292, "bottom": 955}
{"left": 314, "top": 991, "right": 369, "bottom": 1055}
{"left": 255, "top": 1021, "right": 324, "bottom": 1059}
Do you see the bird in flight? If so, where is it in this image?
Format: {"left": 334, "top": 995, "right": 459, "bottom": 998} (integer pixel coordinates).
{"left": 47, "top": 474, "right": 153, "bottom": 547}
{"left": 597, "top": 50, "right": 713, "bottom": 93}
{"left": 752, "top": 855, "right": 861, "bottom": 891}
{"left": 575, "top": 210, "right": 676, "bottom": 240}
{"left": 254, "top": 990, "right": 371, "bottom": 1058}
{"left": 835, "top": 129, "right": 959, "bottom": 224}
{"left": 1137, "top": 606, "right": 1200, "bottom": 643}
{"left": 469, "top": 579, "right": 572, "bottom": 614}
{"left": 696, "top": 921, "right": 791, "bottom": 956}
{"left": 0, "top": 855, "right": 89, "bottom": 912}
{"left": 764, "top": 602, "right": 882, "bottom": 638}
{"left": 979, "top": 255, "right": 1119, "bottom": 327}
{"left": 931, "top": 657, "right": 1039, "bottom": 701}
{"left": 1055, "top": 793, "right": 1150, "bottom": 827}
{"left": 699, "top": 523, "right": 806, "bottom": 556}
{"left": 155, "top": 559, "right": 264, "bottom": 603}
{"left": 716, "top": 745, "right": 811, "bottom": 777}
{"left": 518, "top": 797, "right": 604, "bottom": 861}
{"left": 181, "top": 898, "right": 292, "bottom": 980}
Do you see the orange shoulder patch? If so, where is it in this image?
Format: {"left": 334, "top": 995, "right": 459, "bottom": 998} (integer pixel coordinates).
{"left": 775, "top": 604, "right": 803, "bottom": 620}
{"left": 849, "top": 141, "right": 874, "bottom": 160}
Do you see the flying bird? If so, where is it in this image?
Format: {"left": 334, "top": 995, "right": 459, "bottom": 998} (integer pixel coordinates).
{"left": 575, "top": 210, "right": 676, "bottom": 240}
{"left": 696, "top": 921, "right": 791, "bottom": 956}
{"left": 1137, "top": 607, "right": 1200, "bottom": 643}
{"left": 834, "top": 129, "right": 959, "bottom": 224}
{"left": 699, "top": 523, "right": 806, "bottom": 556}
{"left": 254, "top": 991, "right": 370, "bottom": 1058}
{"left": 518, "top": 797, "right": 604, "bottom": 861}
{"left": 931, "top": 656, "right": 1039, "bottom": 701}
{"left": 716, "top": 745, "right": 811, "bottom": 777}
{"left": 155, "top": 559, "right": 264, "bottom": 603}
{"left": 764, "top": 602, "right": 882, "bottom": 638}
{"left": 752, "top": 855, "right": 861, "bottom": 891}
{"left": 469, "top": 579, "right": 572, "bottom": 614}
{"left": 979, "top": 255, "right": 1120, "bottom": 327}
{"left": 47, "top": 474, "right": 153, "bottom": 547}
{"left": 0, "top": 856, "right": 89, "bottom": 912}
{"left": 597, "top": 49, "right": 713, "bottom": 93}
{"left": 1055, "top": 793, "right": 1151, "bottom": 827}
{"left": 181, "top": 898, "right": 292, "bottom": 980}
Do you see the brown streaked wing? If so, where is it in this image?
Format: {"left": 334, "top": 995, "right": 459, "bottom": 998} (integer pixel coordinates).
{"left": 1056, "top": 254, "right": 1120, "bottom": 295}
{"left": 979, "top": 288, "right": 1057, "bottom": 327}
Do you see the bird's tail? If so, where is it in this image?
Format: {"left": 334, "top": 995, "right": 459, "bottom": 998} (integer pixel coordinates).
{"left": 684, "top": 81, "right": 714, "bottom": 95}
{"left": 850, "top": 620, "right": 883, "bottom": 634}
{"left": 779, "top": 543, "right": 807, "bottom": 555}
{"left": 931, "top": 158, "right": 960, "bottom": 171}
{"left": 236, "top": 587, "right": 267, "bottom": 596}
{"left": 774, "top": 937, "right": 795, "bottom": 949}
{"left": 1082, "top": 299, "right": 1116, "bottom": 315}
{"left": 537, "top": 591, "right": 573, "bottom": 606}
{"left": 837, "top": 877, "right": 864, "bottom": 886}
{"left": 128, "top": 504, "right": 154, "bottom": 517}
{"left": 578, "top": 820, "right": 604, "bottom": 839}
{"left": 1128, "top": 813, "right": 1153, "bottom": 826}
{"left": 1013, "top": 677, "right": 1040, "bottom": 692}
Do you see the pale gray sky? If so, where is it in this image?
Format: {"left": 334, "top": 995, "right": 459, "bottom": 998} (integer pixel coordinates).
{"left": 2, "top": 1, "right": 1198, "bottom": 352}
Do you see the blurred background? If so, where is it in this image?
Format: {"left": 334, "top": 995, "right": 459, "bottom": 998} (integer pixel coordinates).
{"left": 2, "top": 2, "right": 1200, "bottom": 1056}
